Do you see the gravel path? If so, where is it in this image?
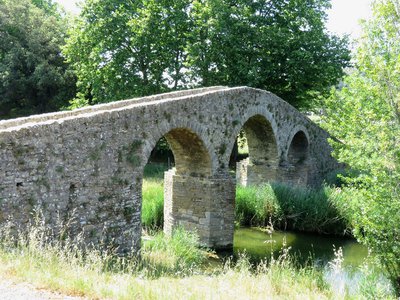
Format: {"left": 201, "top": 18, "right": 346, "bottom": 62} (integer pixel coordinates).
{"left": 0, "top": 275, "right": 86, "bottom": 300}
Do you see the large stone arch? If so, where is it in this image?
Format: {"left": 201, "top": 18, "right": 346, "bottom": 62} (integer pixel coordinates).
{"left": 230, "top": 109, "right": 280, "bottom": 186}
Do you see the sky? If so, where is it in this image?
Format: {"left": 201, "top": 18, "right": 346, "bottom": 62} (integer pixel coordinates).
{"left": 55, "top": 0, "right": 374, "bottom": 40}
{"left": 326, "top": 0, "right": 373, "bottom": 39}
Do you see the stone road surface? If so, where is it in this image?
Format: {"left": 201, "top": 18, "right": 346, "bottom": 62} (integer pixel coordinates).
{"left": 0, "top": 276, "right": 86, "bottom": 300}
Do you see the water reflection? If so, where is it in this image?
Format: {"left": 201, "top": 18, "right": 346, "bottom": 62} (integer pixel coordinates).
{"left": 233, "top": 227, "right": 368, "bottom": 266}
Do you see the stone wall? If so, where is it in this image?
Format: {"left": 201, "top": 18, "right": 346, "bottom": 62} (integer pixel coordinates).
{"left": 0, "top": 86, "right": 340, "bottom": 254}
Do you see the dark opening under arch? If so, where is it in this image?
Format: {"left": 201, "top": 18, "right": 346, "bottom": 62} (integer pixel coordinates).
{"left": 241, "top": 114, "right": 278, "bottom": 166}
{"left": 287, "top": 131, "right": 309, "bottom": 165}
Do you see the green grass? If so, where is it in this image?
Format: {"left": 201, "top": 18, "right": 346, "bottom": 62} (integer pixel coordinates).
{"left": 141, "top": 163, "right": 168, "bottom": 230}
{"left": 235, "top": 183, "right": 350, "bottom": 235}
{"left": 142, "top": 179, "right": 164, "bottom": 230}
{"left": 142, "top": 228, "right": 207, "bottom": 275}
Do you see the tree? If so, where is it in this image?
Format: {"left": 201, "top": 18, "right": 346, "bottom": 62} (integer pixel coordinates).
{"left": 0, "top": 0, "right": 76, "bottom": 118}
{"left": 31, "top": 0, "right": 58, "bottom": 16}
{"left": 64, "top": 0, "right": 191, "bottom": 106}
{"left": 65, "top": 0, "right": 349, "bottom": 109}
{"left": 186, "top": 0, "right": 351, "bottom": 108}
{"left": 323, "top": 0, "right": 400, "bottom": 292}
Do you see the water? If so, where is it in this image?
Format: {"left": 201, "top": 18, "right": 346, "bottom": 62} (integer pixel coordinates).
{"left": 231, "top": 228, "right": 393, "bottom": 297}
{"left": 233, "top": 227, "right": 368, "bottom": 267}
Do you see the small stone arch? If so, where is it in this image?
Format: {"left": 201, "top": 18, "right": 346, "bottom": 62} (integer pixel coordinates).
{"left": 278, "top": 128, "right": 310, "bottom": 185}
{"left": 286, "top": 128, "right": 310, "bottom": 166}
{"left": 164, "top": 128, "right": 212, "bottom": 177}
{"left": 142, "top": 125, "right": 214, "bottom": 177}
{"left": 241, "top": 114, "right": 279, "bottom": 166}
{"left": 287, "top": 131, "right": 309, "bottom": 165}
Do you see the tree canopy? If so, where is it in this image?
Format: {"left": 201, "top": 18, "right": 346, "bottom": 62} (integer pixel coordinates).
{"left": 64, "top": 0, "right": 350, "bottom": 109}
{"left": 0, "top": 0, "right": 75, "bottom": 118}
{"left": 323, "top": 0, "right": 400, "bottom": 292}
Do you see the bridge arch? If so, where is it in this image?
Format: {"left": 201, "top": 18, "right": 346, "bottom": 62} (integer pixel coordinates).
{"left": 143, "top": 127, "right": 212, "bottom": 177}
{"left": 277, "top": 126, "right": 311, "bottom": 185}
{"left": 287, "top": 130, "right": 309, "bottom": 166}
{"left": 141, "top": 121, "right": 216, "bottom": 177}
{"left": 230, "top": 110, "right": 280, "bottom": 186}
{"left": 241, "top": 114, "right": 279, "bottom": 166}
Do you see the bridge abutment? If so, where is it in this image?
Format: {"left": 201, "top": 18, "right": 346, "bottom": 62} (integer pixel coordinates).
{"left": 163, "top": 169, "right": 235, "bottom": 250}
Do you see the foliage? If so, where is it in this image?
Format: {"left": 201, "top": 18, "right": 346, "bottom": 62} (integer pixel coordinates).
{"left": 63, "top": 0, "right": 191, "bottom": 106}
{"left": 235, "top": 183, "right": 349, "bottom": 235}
{"left": 186, "top": 0, "right": 350, "bottom": 108}
{"left": 0, "top": 0, "right": 76, "bottom": 119}
{"left": 64, "top": 0, "right": 350, "bottom": 109}
{"left": 31, "top": 0, "right": 59, "bottom": 16}
{"left": 322, "top": 0, "right": 400, "bottom": 292}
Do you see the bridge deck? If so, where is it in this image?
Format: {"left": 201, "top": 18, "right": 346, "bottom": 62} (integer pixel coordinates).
{"left": 0, "top": 86, "right": 228, "bottom": 132}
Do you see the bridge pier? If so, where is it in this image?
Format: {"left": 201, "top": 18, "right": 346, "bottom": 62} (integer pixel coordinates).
{"left": 236, "top": 158, "right": 279, "bottom": 186}
{"left": 163, "top": 169, "right": 235, "bottom": 250}
{"left": 236, "top": 158, "right": 313, "bottom": 187}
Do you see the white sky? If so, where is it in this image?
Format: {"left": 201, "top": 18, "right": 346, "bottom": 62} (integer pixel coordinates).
{"left": 326, "top": 0, "right": 373, "bottom": 39}
{"left": 55, "top": 0, "right": 373, "bottom": 40}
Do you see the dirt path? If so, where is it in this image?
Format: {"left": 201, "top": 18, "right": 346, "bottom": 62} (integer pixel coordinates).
{"left": 0, "top": 275, "right": 86, "bottom": 300}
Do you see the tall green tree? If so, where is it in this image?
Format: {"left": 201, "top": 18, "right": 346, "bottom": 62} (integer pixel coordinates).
{"left": 64, "top": 0, "right": 191, "bottom": 106}
{"left": 0, "top": 0, "right": 75, "bottom": 118}
{"left": 323, "top": 0, "right": 400, "bottom": 292}
{"left": 186, "top": 0, "right": 350, "bottom": 108}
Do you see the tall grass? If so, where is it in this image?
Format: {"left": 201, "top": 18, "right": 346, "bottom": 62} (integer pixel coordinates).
{"left": 142, "top": 179, "right": 164, "bottom": 230}
{"left": 235, "top": 183, "right": 350, "bottom": 235}
{"left": 0, "top": 213, "right": 394, "bottom": 299}
{"left": 0, "top": 220, "right": 337, "bottom": 299}
{"left": 143, "top": 228, "right": 207, "bottom": 275}
{"left": 141, "top": 163, "right": 167, "bottom": 230}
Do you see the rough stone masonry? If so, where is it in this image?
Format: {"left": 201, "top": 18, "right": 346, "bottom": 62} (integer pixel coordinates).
{"left": 0, "top": 86, "right": 339, "bottom": 254}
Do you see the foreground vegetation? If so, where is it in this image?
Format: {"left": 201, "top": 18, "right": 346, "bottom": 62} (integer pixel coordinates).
{"left": 0, "top": 219, "right": 394, "bottom": 299}
{"left": 0, "top": 163, "right": 394, "bottom": 298}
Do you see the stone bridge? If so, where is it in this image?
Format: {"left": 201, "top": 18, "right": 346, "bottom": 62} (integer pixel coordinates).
{"left": 0, "top": 87, "right": 338, "bottom": 253}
